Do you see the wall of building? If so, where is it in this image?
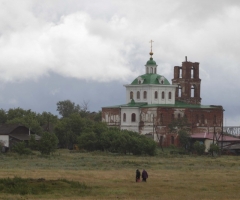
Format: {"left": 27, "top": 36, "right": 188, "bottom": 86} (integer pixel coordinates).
{"left": 0, "top": 135, "right": 9, "bottom": 147}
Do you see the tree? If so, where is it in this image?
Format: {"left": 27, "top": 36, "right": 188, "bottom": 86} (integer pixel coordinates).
{"left": 38, "top": 132, "right": 58, "bottom": 155}
{"left": 56, "top": 100, "right": 81, "bottom": 118}
{"left": 168, "top": 117, "right": 191, "bottom": 134}
{"left": 0, "top": 109, "right": 7, "bottom": 124}
{"left": 178, "top": 130, "right": 190, "bottom": 150}
{"left": 193, "top": 141, "right": 205, "bottom": 155}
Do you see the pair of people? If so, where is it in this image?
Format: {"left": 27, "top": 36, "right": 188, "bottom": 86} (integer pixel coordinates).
{"left": 136, "top": 169, "right": 148, "bottom": 182}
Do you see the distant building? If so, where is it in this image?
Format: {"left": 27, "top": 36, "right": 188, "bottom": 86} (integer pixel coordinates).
{"left": 102, "top": 46, "right": 224, "bottom": 147}
{"left": 0, "top": 124, "right": 41, "bottom": 151}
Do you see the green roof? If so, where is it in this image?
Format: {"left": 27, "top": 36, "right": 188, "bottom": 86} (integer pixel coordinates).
{"left": 146, "top": 58, "right": 156, "bottom": 65}
{"left": 131, "top": 74, "right": 170, "bottom": 85}
{"left": 102, "top": 101, "right": 223, "bottom": 109}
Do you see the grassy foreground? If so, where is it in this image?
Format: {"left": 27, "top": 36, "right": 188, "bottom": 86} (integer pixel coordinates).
{"left": 0, "top": 149, "right": 240, "bottom": 200}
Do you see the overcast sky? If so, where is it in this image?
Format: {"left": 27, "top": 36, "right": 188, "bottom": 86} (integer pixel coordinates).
{"left": 0, "top": 0, "right": 239, "bottom": 125}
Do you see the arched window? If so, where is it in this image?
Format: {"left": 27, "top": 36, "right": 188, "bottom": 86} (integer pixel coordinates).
{"left": 123, "top": 113, "right": 126, "bottom": 122}
{"left": 213, "top": 115, "right": 217, "bottom": 124}
{"left": 178, "top": 113, "right": 181, "bottom": 119}
{"left": 154, "top": 91, "right": 158, "bottom": 99}
{"left": 168, "top": 92, "right": 171, "bottom": 99}
{"left": 131, "top": 113, "right": 136, "bottom": 122}
{"left": 138, "top": 80, "right": 141, "bottom": 84}
{"left": 201, "top": 114, "right": 205, "bottom": 124}
{"left": 137, "top": 91, "right": 140, "bottom": 99}
{"left": 191, "top": 85, "right": 195, "bottom": 98}
{"left": 196, "top": 114, "right": 199, "bottom": 123}
{"left": 191, "top": 66, "right": 195, "bottom": 78}
{"left": 179, "top": 68, "right": 182, "bottom": 78}
{"left": 162, "top": 91, "right": 165, "bottom": 99}
{"left": 143, "top": 91, "right": 147, "bottom": 99}
{"left": 171, "top": 136, "right": 174, "bottom": 145}
{"left": 130, "top": 91, "right": 133, "bottom": 99}
{"left": 178, "top": 85, "right": 182, "bottom": 97}
{"left": 160, "top": 113, "right": 163, "bottom": 123}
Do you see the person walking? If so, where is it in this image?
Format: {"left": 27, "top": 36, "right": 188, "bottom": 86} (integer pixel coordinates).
{"left": 142, "top": 169, "right": 148, "bottom": 182}
{"left": 136, "top": 169, "right": 141, "bottom": 182}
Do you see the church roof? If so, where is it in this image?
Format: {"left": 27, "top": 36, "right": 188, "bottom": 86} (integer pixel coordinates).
{"left": 102, "top": 101, "right": 223, "bottom": 109}
{"left": 130, "top": 73, "right": 170, "bottom": 85}
{"left": 146, "top": 57, "right": 156, "bottom": 65}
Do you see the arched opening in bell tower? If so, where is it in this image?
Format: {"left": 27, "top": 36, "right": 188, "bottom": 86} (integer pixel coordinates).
{"left": 191, "top": 85, "right": 195, "bottom": 98}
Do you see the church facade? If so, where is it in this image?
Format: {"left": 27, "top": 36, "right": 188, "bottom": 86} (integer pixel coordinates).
{"left": 102, "top": 49, "right": 224, "bottom": 147}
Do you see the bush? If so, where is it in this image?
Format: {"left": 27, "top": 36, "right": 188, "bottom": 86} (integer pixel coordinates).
{"left": 12, "top": 142, "right": 32, "bottom": 155}
{"left": 38, "top": 132, "right": 58, "bottom": 155}
{"left": 208, "top": 143, "right": 220, "bottom": 155}
{"left": 193, "top": 141, "right": 206, "bottom": 155}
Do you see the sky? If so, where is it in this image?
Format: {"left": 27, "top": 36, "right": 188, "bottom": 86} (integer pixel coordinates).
{"left": 0, "top": 0, "right": 239, "bottom": 125}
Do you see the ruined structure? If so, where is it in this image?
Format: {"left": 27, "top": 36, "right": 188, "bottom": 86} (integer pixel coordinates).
{"left": 102, "top": 45, "right": 224, "bottom": 147}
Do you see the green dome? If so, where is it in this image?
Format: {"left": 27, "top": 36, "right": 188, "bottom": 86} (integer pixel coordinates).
{"left": 131, "top": 74, "right": 170, "bottom": 85}
{"left": 146, "top": 58, "right": 156, "bottom": 65}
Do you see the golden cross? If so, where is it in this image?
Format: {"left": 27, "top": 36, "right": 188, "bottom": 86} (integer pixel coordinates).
{"left": 149, "top": 40, "right": 154, "bottom": 52}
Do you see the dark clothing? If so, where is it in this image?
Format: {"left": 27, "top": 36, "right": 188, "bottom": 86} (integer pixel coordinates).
{"left": 136, "top": 169, "right": 141, "bottom": 182}
{"left": 142, "top": 170, "right": 148, "bottom": 182}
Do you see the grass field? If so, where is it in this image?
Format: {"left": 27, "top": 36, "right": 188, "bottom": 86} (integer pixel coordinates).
{"left": 1, "top": 149, "right": 240, "bottom": 200}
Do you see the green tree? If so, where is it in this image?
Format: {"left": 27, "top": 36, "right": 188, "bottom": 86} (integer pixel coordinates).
{"left": 178, "top": 130, "right": 190, "bottom": 150}
{"left": 38, "top": 132, "right": 58, "bottom": 155}
{"left": 0, "top": 109, "right": 7, "bottom": 124}
{"left": 12, "top": 142, "right": 32, "bottom": 155}
{"left": 56, "top": 100, "right": 81, "bottom": 118}
{"left": 193, "top": 141, "right": 206, "bottom": 155}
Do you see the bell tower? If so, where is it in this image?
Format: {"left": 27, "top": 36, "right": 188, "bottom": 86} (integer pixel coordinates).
{"left": 172, "top": 56, "right": 201, "bottom": 104}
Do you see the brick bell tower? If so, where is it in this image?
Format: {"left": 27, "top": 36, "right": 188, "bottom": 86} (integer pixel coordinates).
{"left": 172, "top": 57, "right": 201, "bottom": 105}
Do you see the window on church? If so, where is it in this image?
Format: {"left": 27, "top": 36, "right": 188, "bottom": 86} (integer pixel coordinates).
{"left": 201, "top": 114, "right": 205, "bottom": 124}
{"left": 131, "top": 113, "right": 136, "bottom": 122}
{"left": 143, "top": 91, "right": 147, "bottom": 99}
{"left": 191, "top": 85, "right": 195, "bottom": 98}
{"left": 178, "top": 85, "right": 182, "bottom": 97}
{"left": 196, "top": 114, "right": 199, "bottom": 123}
{"left": 154, "top": 91, "right": 158, "bottom": 99}
{"left": 213, "top": 115, "right": 217, "bottom": 124}
{"left": 123, "top": 113, "right": 126, "bottom": 122}
{"left": 162, "top": 92, "right": 165, "bottom": 99}
{"left": 191, "top": 66, "right": 195, "bottom": 79}
{"left": 171, "top": 136, "right": 174, "bottom": 145}
{"left": 160, "top": 113, "right": 163, "bottom": 123}
{"left": 138, "top": 80, "right": 141, "bottom": 84}
{"left": 130, "top": 91, "right": 133, "bottom": 99}
{"left": 168, "top": 92, "right": 171, "bottom": 99}
{"left": 179, "top": 68, "right": 182, "bottom": 78}
{"left": 137, "top": 91, "right": 140, "bottom": 99}
{"left": 178, "top": 113, "right": 181, "bottom": 119}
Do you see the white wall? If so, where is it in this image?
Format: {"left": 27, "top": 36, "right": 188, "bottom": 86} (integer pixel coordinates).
{"left": 125, "top": 85, "right": 177, "bottom": 105}
{"left": 0, "top": 135, "right": 9, "bottom": 147}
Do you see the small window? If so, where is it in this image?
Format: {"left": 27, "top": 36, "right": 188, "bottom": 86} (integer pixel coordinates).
{"left": 196, "top": 114, "right": 199, "bottom": 123}
{"left": 168, "top": 92, "right": 171, "bottom": 99}
{"left": 201, "top": 114, "right": 205, "bottom": 124}
{"left": 143, "top": 91, "right": 147, "bottom": 99}
{"left": 131, "top": 113, "right": 136, "bottom": 122}
{"left": 171, "top": 136, "right": 174, "bottom": 145}
{"left": 137, "top": 91, "right": 140, "bottom": 99}
{"left": 178, "top": 113, "right": 181, "bottom": 119}
{"left": 213, "top": 115, "right": 217, "bottom": 124}
{"left": 162, "top": 92, "right": 165, "bottom": 99}
{"left": 178, "top": 85, "right": 182, "bottom": 97}
{"left": 138, "top": 80, "right": 141, "bottom": 84}
{"left": 130, "top": 91, "right": 133, "bottom": 99}
{"left": 154, "top": 91, "right": 158, "bottom": 99}
{"left": 123, "top": 113, "right": 126, "bottom": 122}
{"left": 160, "top": 113, "right": 163, "bottom": 123}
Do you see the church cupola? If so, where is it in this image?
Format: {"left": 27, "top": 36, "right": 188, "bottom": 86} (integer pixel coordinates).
{"left": 145, "top": 40, "right": 158, "bottom": 74}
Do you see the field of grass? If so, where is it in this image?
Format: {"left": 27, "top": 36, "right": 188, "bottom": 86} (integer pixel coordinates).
{"left": 1, "top": 149, "right": 240, "bottom": 199}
